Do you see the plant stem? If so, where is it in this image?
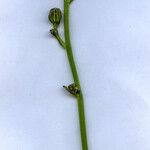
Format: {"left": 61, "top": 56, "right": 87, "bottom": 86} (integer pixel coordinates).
{"left": 50, "top": 27, "right": 66, "bottom": 49}
{"left": 53, "top": 27, "right": 66, "bottom": 49}
{"left": 64, "top": 1, "right": 88, "bottom": 150}
{"left": 55, "top": 32, "right": 66, "bottom": 49}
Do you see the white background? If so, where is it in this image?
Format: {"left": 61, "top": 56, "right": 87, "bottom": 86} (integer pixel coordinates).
{"left": 0, "top": 0, "right": 150, "bottom": 149}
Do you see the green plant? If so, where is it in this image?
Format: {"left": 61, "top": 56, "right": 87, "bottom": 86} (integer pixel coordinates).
{"left": 48, "top": 1, "right": 88, "bottom": 150}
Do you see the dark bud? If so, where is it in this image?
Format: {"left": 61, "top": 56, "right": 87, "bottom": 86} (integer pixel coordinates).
{"left": 50, "top": 28, "right": 58, "bottom": 37}
{"left": 48, "top": 8, "right": 62, "bottom": 27}
{"left": 63, "top": 83, "right": 80, "bottom": 96}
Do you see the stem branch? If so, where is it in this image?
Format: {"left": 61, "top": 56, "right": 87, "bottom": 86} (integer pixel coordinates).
{"left": 55, "top": 33, "right": 66, "bottom": 49}
{"left": 50, "top": 28, "right": 66, "bottom": 49}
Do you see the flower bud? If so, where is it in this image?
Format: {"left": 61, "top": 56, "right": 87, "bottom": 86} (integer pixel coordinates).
{"left": 48, "top": 8, "right": 62, "bottom": 27}
{"left": 63, "top": 83, "right": 80, "bottom": 96}
{"left": 50, "top": 28, "right": 58, "bottom": 37}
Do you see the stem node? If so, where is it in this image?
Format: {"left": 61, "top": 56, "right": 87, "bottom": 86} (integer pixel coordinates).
{"left": 63, "top": 83, "right": 80, "bottom": 97}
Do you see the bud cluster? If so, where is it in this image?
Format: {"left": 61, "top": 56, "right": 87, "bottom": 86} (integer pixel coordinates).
{"left": 63, "top": 83, "right": 80, "bottom": 96}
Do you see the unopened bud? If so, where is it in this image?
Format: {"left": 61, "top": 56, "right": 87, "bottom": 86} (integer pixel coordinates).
{"left": 63, "top": 83, "right": 80, "bottom": 96}
{"left": 50, "top": 28, "right": 58, "bottom": 37}
{"left": 48, "top": 8, "right": 62, "bottom": 27}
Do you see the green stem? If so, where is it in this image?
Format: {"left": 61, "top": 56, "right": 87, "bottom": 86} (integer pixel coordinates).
{"left": 55, "top": 33, "right": 66, "bottom": 49}
{"left": 64, "top": 1, "right": 88, "bottom": 150}
{"left": 51, "top": 27, "right": 66, "bottom": 49}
